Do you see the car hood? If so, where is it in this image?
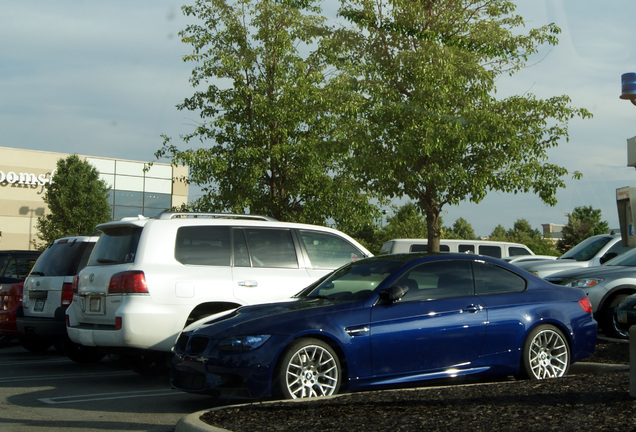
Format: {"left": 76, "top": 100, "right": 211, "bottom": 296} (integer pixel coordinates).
{"left": 186, "top": 296, "right": 367, "bottom": 338}
{"left": 545, "top": 265, "right": 636, "bottom": 282}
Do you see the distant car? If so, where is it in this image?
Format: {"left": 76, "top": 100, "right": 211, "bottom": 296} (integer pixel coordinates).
{"left": 615, "top": 293, "right": 636, "bottom": 335}
{"left": 514, "top": 234, "right": 630, "bottom": 278}
{"left": 171, "top": 253, "right": 597, "bottom": 400}
{"left": 0, "top": 250, "right": 41, "bottom": 284}
{"left": 544, "top": 248, "right": 636, "bottom": 339}
{"left": 502, "top": 255, "right": 557, "bottom": 264}
{"left": 379, "top": 239, "right": 534, "bottom": 258}
{"left": 17, "top": 235, "right": 100, "bottom": 360}
{"left": 0, "top": 282, "right": 24, "bottom": 347}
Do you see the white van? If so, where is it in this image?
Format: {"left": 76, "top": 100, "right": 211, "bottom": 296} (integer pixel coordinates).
{"left": 379, "top": 238, "right": 534, "bottom": 259}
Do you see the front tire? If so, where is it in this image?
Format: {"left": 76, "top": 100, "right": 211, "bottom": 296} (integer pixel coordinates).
{"left": 601, "top": 294, "right": 630, "bottom": 339}
{"left": 276, "top": 338, "right": 341, "bottom": 400}
{"left": 521, "top": 325, "right": 569, "bottom": 380}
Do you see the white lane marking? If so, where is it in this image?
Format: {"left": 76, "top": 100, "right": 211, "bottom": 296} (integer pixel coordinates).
{"left": 0, "top": 358, "right": 70, "bottom": 367}
{"left": 0, "top": 370, "right": 135, "bottom": 384}
{"left": 39, "top": 389, "right": 180, "bottom": 404}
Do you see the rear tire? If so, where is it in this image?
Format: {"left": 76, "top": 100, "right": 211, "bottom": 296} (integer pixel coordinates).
{"left": 521, "top": 325, "right": 569, "bottom": 380}
{"left": 19, "top": 336, "right": 52, "bottom": 353}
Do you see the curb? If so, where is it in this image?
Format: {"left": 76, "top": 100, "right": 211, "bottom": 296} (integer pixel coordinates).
{"left": 175, "top": 362, "right": 631, "bottom": 432}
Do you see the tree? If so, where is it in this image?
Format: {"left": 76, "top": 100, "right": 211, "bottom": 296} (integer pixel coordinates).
{"left": 489, "top": 225, "right": 508, "bottom": 241}
{"left": 557, "top": 206, "right": 609, "bottom": 253}
{"left": 445, "top": 218, "right": 476, "bottom": 240}
{"left": 334, "top": 0, "right": 591, "bottom": 252}
{"left": 35, "top": 155, "right": 111, "bottom": 248}
{"left": 156, "top": 0, "right": 378, "bottom": 232}
{"left": 507, "top": 218, "right": 557, "bottom": 256}
{"left": 377, "top": 203, "right": 428, "bottom": 246}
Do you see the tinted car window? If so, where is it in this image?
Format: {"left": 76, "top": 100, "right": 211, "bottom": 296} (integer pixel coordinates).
{"left": 509, "top": 246, "right": 531, "bottom": 256}
{"left": 478, "top": 245, "right": 501, "bottom": 258}
{"left": 299, "top": 230, "right": 364, "bottom": 269}
{"left": 89, "top": 226, "right": 142, "bottom": 265}
{"left": 175, "top": 226, "right": 231, "bottom": 266}
{"left": 243, "top": 228, "right": 298, "bottom": 268}
{"left": 458, "top": 244, "right": 475, "bottom": 253}
{"left": 473, "top": 262, "right": 526, "bottom": 294}
{"left": 409, "top": 244, "right": 450, "bottom": 252}
{"left": 396, "top": 260, "right": 474, "bottom": 301}
{"left": 31, "top": 240, "right": 95, "bottom": 276}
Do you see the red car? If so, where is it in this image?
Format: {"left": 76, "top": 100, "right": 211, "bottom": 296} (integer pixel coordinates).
{"left": 0, "top": 282, "right": 24, "bottom": 346}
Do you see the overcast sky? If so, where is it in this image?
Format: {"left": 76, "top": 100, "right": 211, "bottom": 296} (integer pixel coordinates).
{"left": 2, "top": 1, "right": 636, "bottom": 237}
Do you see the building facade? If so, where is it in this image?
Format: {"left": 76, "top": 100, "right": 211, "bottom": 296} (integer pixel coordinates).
{"left": 0, "top": 146, "right": 188, "bottom": 250}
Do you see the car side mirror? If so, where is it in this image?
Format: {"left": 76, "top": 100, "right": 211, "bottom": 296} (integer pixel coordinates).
{"left": 379, "top": 284, "right": 409, "bottom": 303}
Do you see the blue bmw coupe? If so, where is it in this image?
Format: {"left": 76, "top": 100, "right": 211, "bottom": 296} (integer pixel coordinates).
{"left": 171, "top": 253, "right": 597, "bottom": 400}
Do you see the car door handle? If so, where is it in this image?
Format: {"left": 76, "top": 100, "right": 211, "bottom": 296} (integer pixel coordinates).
{"left": 238, "top": 280, "right": 258, "bottom": 287}
{"left": 463, "top": 304, "right": 483, "bottom": 313}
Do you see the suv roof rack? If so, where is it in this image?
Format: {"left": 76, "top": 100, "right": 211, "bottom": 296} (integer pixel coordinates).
{"left": 157, "top": 212, "right": 278, "bottom": 222}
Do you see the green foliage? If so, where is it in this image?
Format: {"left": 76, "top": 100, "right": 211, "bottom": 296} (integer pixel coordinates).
{"left": 489, "top": 224, "right": 508, "bottom": 241}
{"left": 157, "top": 0, "right": 378, "bottom": 232}
{"left": 445, "top": 217, "right": 477, "bottom": 240}
{"left": 334, "top": 0, "right": 591, "bottom": 252}
{"left": 35, "top": 155, "right": 111, "bottom": 248}
{"left": 557, "top": 206, "right": 610, "bottom": 253}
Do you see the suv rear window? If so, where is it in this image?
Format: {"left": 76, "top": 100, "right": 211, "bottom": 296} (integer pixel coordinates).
{"left": 89, "top": 227, "right": 142, "bottom": 265}
{"left": 31, "top": 240, "right": 95, "bottom": 276}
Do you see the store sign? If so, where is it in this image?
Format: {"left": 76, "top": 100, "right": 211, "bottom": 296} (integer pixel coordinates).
{"left": 0, "top": 169, "right": 56, "bottom": 187}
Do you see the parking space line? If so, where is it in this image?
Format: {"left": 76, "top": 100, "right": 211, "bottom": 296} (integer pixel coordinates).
{"left": 39, "top": 389, "right": 180, "bottom": 404}
{"left": 0, "top": 370, "right": 134, "bottom": 384}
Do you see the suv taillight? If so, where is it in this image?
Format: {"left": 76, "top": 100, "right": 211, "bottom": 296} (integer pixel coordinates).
{"left": 108, "top": 271, "right": 148, "bottom": 294}
{"left": 71, "top": 275, "right": 79, "bottom": 295}
{"left": 61, "top": 282, "right": 74, "bottom": 306}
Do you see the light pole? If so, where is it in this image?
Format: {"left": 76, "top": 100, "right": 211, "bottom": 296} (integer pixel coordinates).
{"left": 619, "top": 72, "right": 636, "bottom": 398}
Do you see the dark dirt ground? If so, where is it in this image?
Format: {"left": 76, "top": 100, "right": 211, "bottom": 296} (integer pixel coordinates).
{"left": 200, "top": 339, "right": 635, "bottom": 432}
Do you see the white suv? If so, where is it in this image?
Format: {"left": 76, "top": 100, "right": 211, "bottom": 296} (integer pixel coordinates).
{"left": 66, "top": 213, "right": 372, "bottom": 372}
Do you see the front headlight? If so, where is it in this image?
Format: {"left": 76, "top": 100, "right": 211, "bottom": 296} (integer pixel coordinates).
{"left": 217, "top": 335, "right": 271, "bottom": 351}
{"left": 564, "top": 278, "right": 604, "bottom": 288}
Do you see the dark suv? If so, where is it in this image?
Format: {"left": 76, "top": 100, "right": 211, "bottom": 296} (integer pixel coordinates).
{"left": 17, "top": 235, "right": 101, "bottom": 361}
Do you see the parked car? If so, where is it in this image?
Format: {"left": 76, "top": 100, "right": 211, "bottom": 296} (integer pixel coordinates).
{"left": 544, "top": 247, "right": 636, "bottom": 338}
{"left": 0, "top": 250, "right": 41, "bottom": 346}
{"left": 379, "top": 239, "right": 534, "bottom": 258}
{"left": 171, "top": 253, "right": 597, "bottom": 400}
{"left": 66, "top": 212, "right": 372, "bottom": 373}
{"left": 514, "top": 234, "right": 630, "bottom": 278}
{"left": 0, "top": 250, "right": 41, "bottom": 284}
{"left": 17, "top": 234, "right": 100, "bottom": 360}
{"left": 615, "top": 293, "right": 636, "bottom": 335}
{"left": 0, "top": 282, "right": 24, "bottom": 347}
{"left": 501, "top": 255, "right": 557, "bottom": 264}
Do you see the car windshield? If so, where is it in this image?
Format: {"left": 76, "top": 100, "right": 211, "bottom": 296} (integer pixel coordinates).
{"left": 602, "top": 247, "right": 636, "bottom": 267}
{"left": 559, "top": 236, "right": 613, "bottom": 261}
{"left": 304, "top": 257, "right": 407, "bottom": 300}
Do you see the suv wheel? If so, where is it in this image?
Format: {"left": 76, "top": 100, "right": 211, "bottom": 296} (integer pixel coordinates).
{"left": 59, "top": 341, "right": 105, "bottom": 363}
{"left": 19, "top": 336, "right": 52, "bottom": 353}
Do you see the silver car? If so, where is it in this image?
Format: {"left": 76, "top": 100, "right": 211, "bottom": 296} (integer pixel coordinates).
{"left": 514, "top": 234, "right": 630, "bottom": 279}
{"left": 544, "top": 248, "right": 636, "bottom": 339}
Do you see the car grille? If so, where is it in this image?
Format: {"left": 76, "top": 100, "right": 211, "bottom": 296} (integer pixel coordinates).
{"left": 176, "top": 333, "right": 211, "bottom": 356}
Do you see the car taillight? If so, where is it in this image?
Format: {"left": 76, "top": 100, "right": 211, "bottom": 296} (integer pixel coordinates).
{"left": 61, "top": 282, "right": 73, "bottom": 306}
{"left": 578, "top": 297, "right": 593, "bottom": 313}
{"left": 108, "top": 271, "right": 148, "bottom": 294}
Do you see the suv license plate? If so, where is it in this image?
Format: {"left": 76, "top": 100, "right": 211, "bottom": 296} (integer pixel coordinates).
{"left": 34, "top": 299, "right": 44, "bottom": 312}
{"left": 89, "top": 297, "right": 101, "bottom": 313}
{"left": 616, "top": 310, "right": 627, "bottom": 323}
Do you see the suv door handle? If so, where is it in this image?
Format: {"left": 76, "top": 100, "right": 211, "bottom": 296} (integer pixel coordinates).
{"left": 238, "top": 280, "right": 258, "bottom": 287}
